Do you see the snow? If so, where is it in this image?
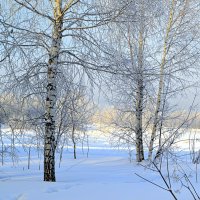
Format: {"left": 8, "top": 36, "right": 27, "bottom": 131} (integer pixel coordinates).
{"left": 0, "top": 129, "right": 200, "bottom": 200}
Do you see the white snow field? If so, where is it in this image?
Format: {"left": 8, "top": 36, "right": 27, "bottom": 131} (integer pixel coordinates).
{"left": 0, "top": 129, "right": 200, "bottom": 200}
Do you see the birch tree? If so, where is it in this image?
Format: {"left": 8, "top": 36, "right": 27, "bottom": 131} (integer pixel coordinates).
{"left": 148, "top": 0, "right": 176, "bottom": 160}
{"left": 104, "top": 0, "right": 200, "bottom": 163}
{"left": 0, "top": 0, "right": 129, "bottom": 181}
{"left": 148, "top": 0, "right": 200, "bottom": 160}
{"left": 106, "top": 0, "right": 160, "bottom": 162}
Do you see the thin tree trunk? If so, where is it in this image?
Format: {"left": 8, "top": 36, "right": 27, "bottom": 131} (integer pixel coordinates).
{"left": 44, "top": 0, "right": 63, "bottom": 182}
{"left": 128, "top": 2, "right": 145, "bottom": 162}
{"left": 148, "top": 0, "right": 175, "bottom": 160}
{"left": 154, "top": 77, "right": 170, "bottom": 160}
{"left": 72, "top": 124, "right": 77, "bottom": 159}
{"left": 127, "top": 26, "right": 144, "bottom": 162}
{"left": 135, "top": 26, "right": 145, "bottom": 162}
{"left": 28, "top": 146, "right": 31, "bottom": 169}
{"left": 10, "top": 125, "right": 15, "bottom": 166}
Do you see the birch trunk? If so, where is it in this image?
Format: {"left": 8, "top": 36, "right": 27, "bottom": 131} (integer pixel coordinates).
{"left": 127, "top": 4, "right": 145, "bottom": 162}
{"left": 148, "top": 0, "right": 175, "bottom": 160}
{"left": 44, "top": 0, "right": 63, "bottom": 182}
{"left": 72, "top": 124, "right": 77, "bottom": 159}
{"left": 135, "top": 27, "right": 144, "bottom": 162}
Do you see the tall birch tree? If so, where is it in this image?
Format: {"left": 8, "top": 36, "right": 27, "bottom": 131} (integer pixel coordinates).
{"left": 148, "top": 0, "right": 200, "bottom": 160}
{"left": 0, "top": 0, "right": 129, "bottom": 181}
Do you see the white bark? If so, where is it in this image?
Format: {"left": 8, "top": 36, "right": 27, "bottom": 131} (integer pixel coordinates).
{"left": 148, "top": 0, "right": 175, "bottom": 160}
{"left": 134, "top": 1, "right": 145, "bottom": 162}
{"left": 44, "top": 0, "right": 63, "bottom": 182}
{"left": 135, "top": 28, "right": 144, "bottom": 162}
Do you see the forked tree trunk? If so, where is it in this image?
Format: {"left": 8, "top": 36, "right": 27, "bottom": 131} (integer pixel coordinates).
{"left": 148, "top": 0, "right": 175, "bottom": 160}
{"left": 44, "top": 0, "right": 63, "bottom": 182}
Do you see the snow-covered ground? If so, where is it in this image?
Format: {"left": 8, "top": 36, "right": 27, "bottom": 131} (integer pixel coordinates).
{"left": 0, "top": 129, "right": 200, "bottom": 200}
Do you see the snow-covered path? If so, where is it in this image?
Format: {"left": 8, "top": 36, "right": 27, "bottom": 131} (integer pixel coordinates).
{"left": 0, "top": 132, "right": 200, "bottom": 200}
{"left": 0, "top": 147, "right": 185, "bottom": 200}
